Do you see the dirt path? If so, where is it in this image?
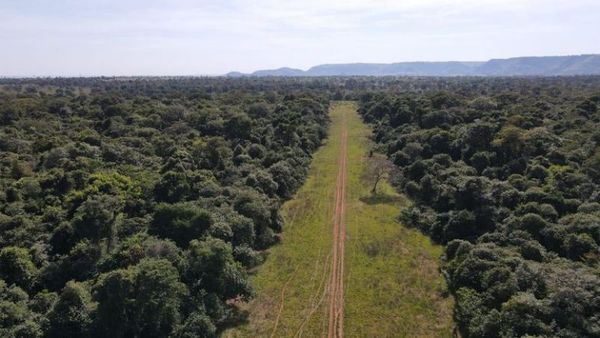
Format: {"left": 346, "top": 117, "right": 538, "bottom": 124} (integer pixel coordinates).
{"left": 327, "top": 118, "right": 348, "bottom": 338}
{"left": 225, "top": 102, "right": 454, "bottom": 338}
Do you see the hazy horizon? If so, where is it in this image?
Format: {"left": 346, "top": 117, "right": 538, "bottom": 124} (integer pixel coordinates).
{"left": 1, "top": 0, "right": 599, "bottom": 77}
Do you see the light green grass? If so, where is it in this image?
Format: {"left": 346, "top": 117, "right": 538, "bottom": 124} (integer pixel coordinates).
{"left": 225, "top": 102, "right": 453, "bottom": 337}
{"left": 343, "top": 103, "right": 454, "bottom": 337}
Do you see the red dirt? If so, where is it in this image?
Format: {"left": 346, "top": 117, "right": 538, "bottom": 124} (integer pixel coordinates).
{"left": 327, "top": 123, "right": 348, "bottom": 338}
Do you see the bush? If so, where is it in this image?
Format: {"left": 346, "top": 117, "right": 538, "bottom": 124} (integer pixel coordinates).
{"left": 151, "top": 203, "right": 213, "bottom": 247}
{"left": 0, "top": 247, "right": 37, "bottom": 290}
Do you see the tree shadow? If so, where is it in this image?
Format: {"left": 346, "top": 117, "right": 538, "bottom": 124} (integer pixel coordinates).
{"left": 217, "top": 305, "right": 250, "bottom": 333}
{"left": 359, "top": 193, "right": 404, "bottom": 205}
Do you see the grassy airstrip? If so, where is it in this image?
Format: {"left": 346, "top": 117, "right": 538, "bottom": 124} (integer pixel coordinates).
{"left": 225, "top": 102, "right": 453, "bottom": 337}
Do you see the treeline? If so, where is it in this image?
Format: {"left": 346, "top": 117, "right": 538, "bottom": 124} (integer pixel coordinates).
{"left": 0, "top": 78, "right": 329, "bottom": 337}
{"left": 359, "top": 78, "right": 600, "bottom": 337}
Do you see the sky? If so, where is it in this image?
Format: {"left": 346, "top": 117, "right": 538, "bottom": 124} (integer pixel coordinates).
{"left": 1, "top": 0, "right": 599, "bottom": 76}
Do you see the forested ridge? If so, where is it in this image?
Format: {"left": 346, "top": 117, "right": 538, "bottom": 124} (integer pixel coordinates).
{"left": 0, "top": 78, "right": 329, "bottom": 337}
{"left": 358, "top": 77, "right": 600, "bottom": 337}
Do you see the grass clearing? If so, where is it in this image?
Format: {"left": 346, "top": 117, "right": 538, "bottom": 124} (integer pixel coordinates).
{"left": 225, "top": 101, "right": 453, "bottom": 337}
{"left": 343, "top": 102, "right": 453, "bottom": 337}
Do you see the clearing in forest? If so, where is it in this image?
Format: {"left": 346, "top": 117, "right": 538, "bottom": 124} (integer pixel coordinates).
{"left": 225, "top": 101, "right": 453, "bottom": 337}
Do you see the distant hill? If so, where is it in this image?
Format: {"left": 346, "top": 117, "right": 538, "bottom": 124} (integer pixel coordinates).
{"left": 252, "top": 67, "right": 305, "bottom": 77}
{"left": 227, "top": 54, "right": 600, "bottom": 77}
{"left": 226, "top": 67, "right": 304, "bottom": 77}
{"left": 476, "top": 55, "right": 600, "bottom": 76}
{"left": 305, "top": 62, "right": 484, "bottom": 76}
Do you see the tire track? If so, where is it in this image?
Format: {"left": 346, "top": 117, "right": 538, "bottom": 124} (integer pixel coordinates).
{"left": 327, "top": 115, "right": 348, "bottom": 338}
{"left": 294, "top": 250, "right": 330, "bottom": 337}
{"left": 270, "top": 265, "right": 300, "bottom": 338}
{"left": 268, "top": 106, "right": 349, "bottom": 338}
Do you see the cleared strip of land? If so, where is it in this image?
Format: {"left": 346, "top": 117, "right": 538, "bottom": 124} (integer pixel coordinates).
{"left": 328, "top": 123, "right": 347, "bottom": 338}
{"left": 225, "top": 101, "right": 453, "bottom": 337}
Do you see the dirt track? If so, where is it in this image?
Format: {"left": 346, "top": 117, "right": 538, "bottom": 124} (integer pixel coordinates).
{"left": 327, "top": 120, "right": 348, "bottom": 338}
{"left": 225, "top": 102, "right": 454, "bottom": 338}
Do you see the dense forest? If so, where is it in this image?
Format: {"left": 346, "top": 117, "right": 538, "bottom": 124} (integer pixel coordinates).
{"left": 359, "top": 77, "right": 600, "bottom": 337}
{"left": 2, "top": 76, "right": 600, "bottom": 337}
{"left": 0, "top": 78, "right": 329, "bottom": 337}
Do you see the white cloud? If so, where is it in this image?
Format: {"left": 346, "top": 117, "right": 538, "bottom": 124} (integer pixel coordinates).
{"left": 0, "top": 0, "right": 598, "bottom": 75}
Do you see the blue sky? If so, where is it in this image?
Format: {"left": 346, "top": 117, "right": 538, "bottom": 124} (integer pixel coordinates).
{"left": 1, "top": 0, "right": 599, "bottom": 76}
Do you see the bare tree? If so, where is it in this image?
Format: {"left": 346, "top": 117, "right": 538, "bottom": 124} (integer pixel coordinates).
{"left": 365, "top": 153, "right": 396, "bottom": 194}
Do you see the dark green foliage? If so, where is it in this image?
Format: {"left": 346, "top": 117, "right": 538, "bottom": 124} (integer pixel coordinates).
{"left": 154, "top": 171, "right": 192, "bottom": 203}
{"left": 185, "top": 238, "right": 252, "bottom": 302}
{"left": 0, "top": 280, "right": 44, "bottom": 338}
{"left": 359, "top": 78, "right": 600, "bottom": 337}
{"left": 46, "top": 281, "right": 93, "bottom": 338}
{"left": 174, "top": 313, "right": 217, "bottom": 338}
{"left": 0, "top": 247, "right": 37, "bottom": 290}
{"left": 151, "top": 203, "right": 213, "bottom": 247}
{"left": 72, "top": 194, "right": 121, "bottom": 250}
{"left": 93, "top": 259, "right": 187, "bottom": 338}
{"left": 0, "top": 77, "right": 329, "bottom": 336}
{"left": 4, "top": 75, "right": 600, "bottom": 337}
